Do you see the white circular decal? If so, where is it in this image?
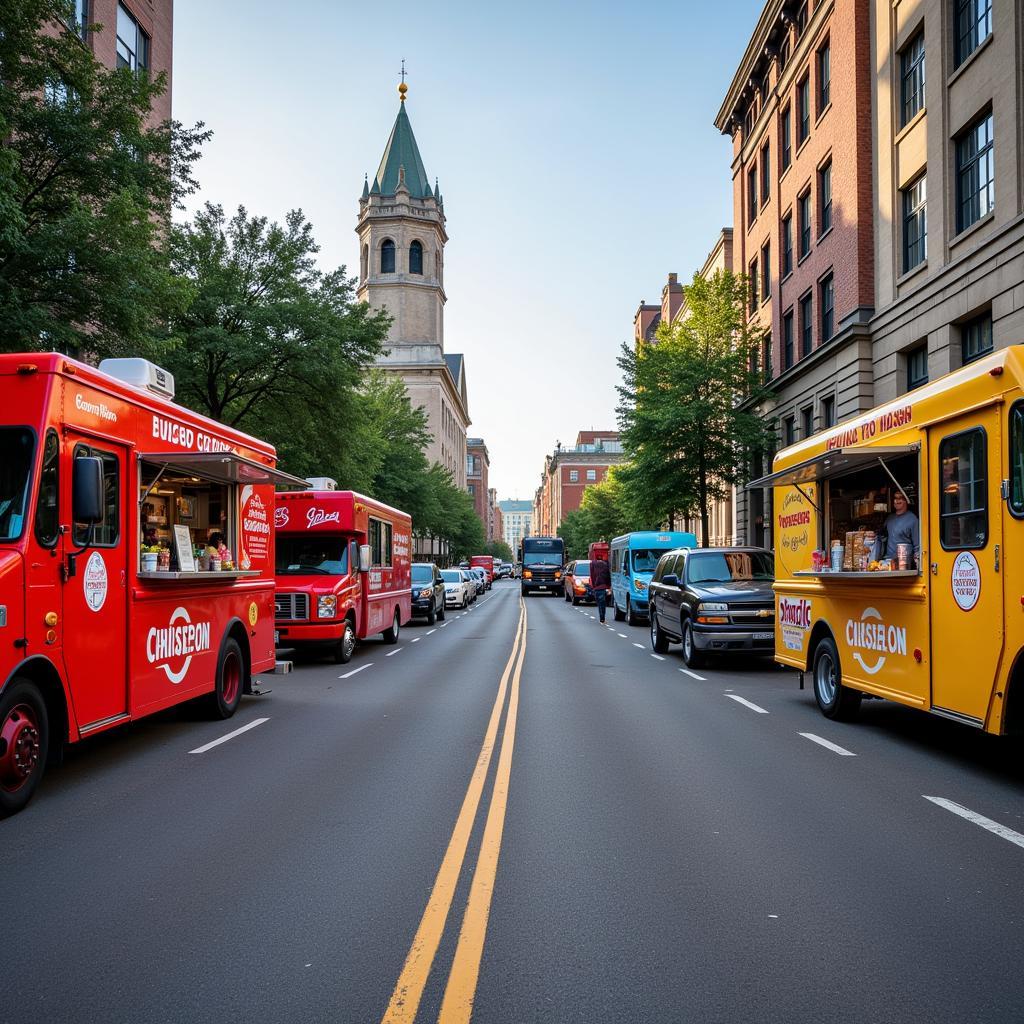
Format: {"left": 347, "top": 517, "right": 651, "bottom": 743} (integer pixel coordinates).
{"left": 83, "top": 550, "right": 108, "bottom": 612}
{"left": 951, "top": 551, "right": 981, "bottom": 611}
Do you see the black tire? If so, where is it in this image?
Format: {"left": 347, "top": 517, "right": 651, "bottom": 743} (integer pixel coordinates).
{"left": 334, "top": 619, "right": 356, "bottom": 664}
{"left": 626, "top": 596, "right": 639, "bottom": 626}
{"left": 0, "top": 679, "right": 49, "bottom": 818}
{"left": 426, "top": 600, "right": 437, "bottom": 626}
{"left": 813, "top": 636, "right": 862, "bottom": 721}
{"left": 438, "top": 602, "right": 446, "bottom": 621}
{"left": 571, "top": 594, "right": 581, "bottom": 606}
{"left": 521, "top": 586, "right": 529, "bottom": 597}
{"left": 383, "top": 611, "right": 400, "bottom": 644}
{"left": 650, "top": 609, "right": 670, "bottom": 653}
{"left": 462, "top": 594, "right": 469, "bottom": 608}
{"left": 208, "top": 636, "right": 245, "bottom": 719}
{"left": 681, "top": 619, "right": 706, "bottom": 669}
{"left": 613, "top": 600, "right": 625, "bottom": 622}
{"left": 564, "top": 588, "right": 571, "bottom": 602}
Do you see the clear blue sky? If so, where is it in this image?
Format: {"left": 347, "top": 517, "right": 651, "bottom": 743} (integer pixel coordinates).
{"left": 173, "top": 0, "right": 762, "bottom": 500}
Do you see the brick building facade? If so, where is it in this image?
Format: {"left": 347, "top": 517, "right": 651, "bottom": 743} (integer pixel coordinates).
{"left": 466, "top": 438, "right": 489, "bottom": 537}
{"left": 532, "top": 432, "right": 624, "bottom": 537}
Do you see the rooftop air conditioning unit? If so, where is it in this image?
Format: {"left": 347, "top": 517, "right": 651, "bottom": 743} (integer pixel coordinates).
{"left": 98, "top": 358, "right": 175, "bottom": 400}
{"left": 305, "top": 477, "right": 338, "bottom": 490}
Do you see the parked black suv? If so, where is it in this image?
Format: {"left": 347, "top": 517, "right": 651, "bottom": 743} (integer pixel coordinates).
{"left": 647, "top": 547, "right": 775, "bottom": 667}
{"left": 411, "top": 562, "right": 447, "bottom": 625}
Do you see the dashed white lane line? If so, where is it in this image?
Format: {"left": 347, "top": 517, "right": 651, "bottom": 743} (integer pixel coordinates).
{"left": 725, "top": 694, "right": 769, "bottom": 714}
{"left": 632, "top": 643, "right": 645, "bottom": 649}
{"left": 923, "top": 797, "right": 1024, "bottom": 850}
{"left": 650, "top": 654, "right": 665, "bottom": 661}
{"left": 411, "top": 637, "right": 421, "bottom": 643}
{"left": 800, "top": 732, "right": 856, "bottom": 756}
{"left": 189, "top": 717, "right": 269, "bottom": 754}
{"left": 427, "top": 629, "right": 437, "bottom": 635}
{"left": 680, "top": 668, "right": 706, "bottom": 681}
{"left": 617, "top": 633, "right": 628, "bottom": 638}
{"left": 340, "top": 663, "right": 373, "bottom": 679}
{"left": 439, "top": 622, "right": 448, "bottom": 628}
{"left": 386, "top": 648, "right": 403, "bottom": 657}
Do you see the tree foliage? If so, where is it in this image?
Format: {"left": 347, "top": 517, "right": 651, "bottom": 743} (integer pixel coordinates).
{"left": 556, "top": 468, "right": 635, "bottom": 558}
{"left": 485, "top": 539, "right": 513, "bottom": 562}
{"left": 0, "top": 0, "right": 208, "bottom": 356}
{"left": 616, "top": 270, "right": 774, "bottom": 546}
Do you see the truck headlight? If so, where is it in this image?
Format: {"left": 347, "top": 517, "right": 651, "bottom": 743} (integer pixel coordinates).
{"left": 318, "top": 595, "right": 337, "bottom": 619}
{"left": 523, "top": 570, "right": 533, "bottom": 579}
{"left": 634, "top": 579, "right": 648, "bottom": 592}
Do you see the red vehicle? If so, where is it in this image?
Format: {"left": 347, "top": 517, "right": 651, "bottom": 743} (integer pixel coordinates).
{"left": 0, "top": 354, "right": 305, "bottom": 816}
{"left": 273, "top": 489, "right": 412, "bottom": 663}
{"left": 588, "top": 541, "right": 610, "bottom": 563}
{"left": 470, "top": 554, "right": 496, "bottom": 587}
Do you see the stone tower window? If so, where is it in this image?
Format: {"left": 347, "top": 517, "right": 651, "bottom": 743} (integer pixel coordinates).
{"left": 360, "top": 244, "right": 368, "bottom": 280}
{"left": 409, "top": 240, "right": 423, "bottom": 275}
{"left": 381, "top": 239, "right": 396, "bottom": 274}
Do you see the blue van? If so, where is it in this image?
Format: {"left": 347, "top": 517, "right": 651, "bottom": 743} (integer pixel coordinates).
{"left": 610, "top": 531, "right": 697, "bottom": 624}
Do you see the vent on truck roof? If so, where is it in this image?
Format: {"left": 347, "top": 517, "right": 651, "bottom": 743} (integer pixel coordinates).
{"left": 98, "top": 358, "right": 175, "bottom": 400}
{"left": 305, "top": 477, "right": 338, "bottom": 490}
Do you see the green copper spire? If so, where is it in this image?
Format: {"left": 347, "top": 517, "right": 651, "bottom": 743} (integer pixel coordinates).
{"left": 373, "top": 101, "right": 432, "bottom": 199}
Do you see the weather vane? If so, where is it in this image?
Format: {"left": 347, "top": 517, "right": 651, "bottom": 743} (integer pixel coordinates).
{"left": 400, "top": 59, "right": 407, "bottom": 85}
{"left": 399, "top": 59, "right": 408, "bottom": 101}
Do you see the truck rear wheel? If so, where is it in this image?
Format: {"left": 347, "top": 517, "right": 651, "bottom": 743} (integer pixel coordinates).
{"left": 0, "top": 679, "right": 49, "bottom": 818}
{"left": 383, "top": 611, "right": 400, "bottom": 644}
{"left": 813, "top": 636, "right": 862, "bottom": 721}
{"left": 208, "top": 637, "right": 245, "bottom": 719}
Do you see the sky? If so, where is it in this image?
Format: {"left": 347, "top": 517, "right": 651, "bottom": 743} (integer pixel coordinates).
{"left": 172, "top": 0, "right": 762, "bottom": 501}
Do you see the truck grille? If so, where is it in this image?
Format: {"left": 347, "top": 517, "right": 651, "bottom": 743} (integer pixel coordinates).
{"left": 729, "top": 604, "right": 774, "bottom": 624}
{"left": 275, "top": 593, "right": 309, "bottom": 621}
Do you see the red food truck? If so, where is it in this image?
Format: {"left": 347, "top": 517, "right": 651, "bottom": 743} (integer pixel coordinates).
{"left": 273, "top": 489, "right": 412, "bottom": 663}
{"left": 470, "top": 554, "right": 496, "bottom": 586}
{"left": 0, "top": 354, "right": 307, "bottom": 816}
{"left": 588, "top": 541, "right": 610, "bottom": 563}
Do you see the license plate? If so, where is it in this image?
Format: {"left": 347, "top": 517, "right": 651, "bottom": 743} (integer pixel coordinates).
{"left": 274, "top": 630, "right": 280, "bottom": 644}
{"left": 753, "top": 632, "right": 774, "bottom": 641}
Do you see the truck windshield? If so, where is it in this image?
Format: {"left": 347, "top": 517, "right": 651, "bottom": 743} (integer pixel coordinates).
{"left": 687, "top": 551, "right": 774, "bottom": 583}
{"left": 630, "top": 549, "right": 665, "bottom": 572}
{"left": 523, "top": 551, "right": 562, "bottom": 566}
{"left": 0, "top": 428, "right": 35, "bottom": 542}
{"left": 276, "top": 536, "right": 349, "bottom": 575}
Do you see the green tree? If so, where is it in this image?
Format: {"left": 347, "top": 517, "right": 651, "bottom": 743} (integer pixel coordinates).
{"left": 616, "top": 270, "right": 774, "bottom": 546}
{"left": 578, "top": 468, "right": 633, "bottom": 540}
{"left": 557, "top": 508, "right": 591, "bottom": 560}
{"left": 485, "top": 539, "right": 514, "bottom": 562}
{"left": 163, "top": 203, "right": 390, "bottom": 476}
{"left": 0, "top": 0, "right": 208, "bottom": 356}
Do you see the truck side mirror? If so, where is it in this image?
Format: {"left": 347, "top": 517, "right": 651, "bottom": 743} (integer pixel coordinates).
{"left": 358, "top": 544, "right": 372, "bottom": 572}
{"left": 72, "top": 456, "right": 104, "bottom": 526}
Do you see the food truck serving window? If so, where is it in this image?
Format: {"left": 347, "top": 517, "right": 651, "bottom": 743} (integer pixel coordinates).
{"left": 369, "top": 517, "right": 392, "bottom": 567}
{"left": 73, "top": 444, "right": 119, "bottom": 546}
{"left": 0, "top": 427, "right": 34, "bottom": 542}
{"left": 939, "top": 428, "right": 987, "bottom": 550}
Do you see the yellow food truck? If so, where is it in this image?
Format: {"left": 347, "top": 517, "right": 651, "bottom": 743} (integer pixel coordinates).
{"left": 751, "top": 346, "right": 1024, "bottom": 735}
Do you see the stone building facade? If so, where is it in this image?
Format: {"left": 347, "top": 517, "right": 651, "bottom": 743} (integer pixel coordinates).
{"left": 499, "top": 500, "right": 533, "bottom": 556}
{"left": 357, "top": 85, "right": 470, "bottom": 488}
{"left": 533, "top": 432, "right": 624, "bottom": 537}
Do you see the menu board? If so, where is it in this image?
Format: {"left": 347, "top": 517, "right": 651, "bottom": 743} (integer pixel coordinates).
{"left": 173, "top": 525, "right": 196, "bottom": 572}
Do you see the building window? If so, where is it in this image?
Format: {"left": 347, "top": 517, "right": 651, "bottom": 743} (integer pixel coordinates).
{"left": 761, "top": 142, "right": 771, "bottom": 205}
{"left": 360, "top": 244, "right": 368, "bottom": 280}
{"left": 939, "top": 428, "right": 987, "bottom": 549}
{"left": 73, "top": 0, "right": 89, "bottom": 38}
{"left": 409, "top": 240, "right": 423, "bottom": 275}
{"left": 116, "top": 3, "right": 149, "bottom": 73}
{"left": 760, "top": 72, "right": 770, "bottom": 106}
{"left": 819, "top": 160, "right": 832, "bottom": 235}
{"left": 822, "top": 395, "right": 836, "bottom": 428}
{"left": 820, "top": 273, "right": 834, "bottom": 342}
{"left": 798, "top": 190, "right": 811, "bottom": 258}
{"left": 954, "top": 0, "right": 993, "bottom": 68}
{"left": 800, "top": 291, "right": 813, "bottom": 356}
{"left": 781, "top": 106, "right": 792, "bottom": 171}
{"left": 380, "top": 238, "right": 396, "bottom": 273}
{"left": 818, "top": 41, "right": 831, "bottom": 112}
{"left": 586, "top": 469, "right": 597, "bottom": 481}
{"left": 783, "top": 309, "right": 794, "bottom": 369}
{"left": 782, "top": 213, "right": 793, "bottom": 277}
{"left": 784, "top": 415, "right": 797, "bottom": 446}
{"left": 900, "top": 31, "right": 925, "bottom": 127}
{"left": 902, "top": 174, "right": 927, "bottom": 272}
{"left": 795, "top": 1, "right": 808, "bottom": 34}
{"left": 761, "top": 242, "right": 771, "bottom": 299}
{"left": 961, "top": 313, "right": 993, "bottom": 364}
{"left": 467, "top": 483, "right": 475, "bottom": 497}
{"left": 749, "top": 257, "right": 759, "bottom": 313}
{"left": 802, "top": 405, "right": 814, "bottom": 438}
{"left": 748, "top": 167, "right": 758, "bottom": 226}
{"left": 779, "top": 37, "right": 790, "bottom": 73}
{"left": 907, "top": 344, "right": 929, "bottom": 390}
{"left": 797, "top": 75, "right": 810, "bottom": 144}
{"left": 956, "top": 113, "right": 994, "bottom": 234}
{"left": 569, "top": 470, "right": 579, "bottom": 482}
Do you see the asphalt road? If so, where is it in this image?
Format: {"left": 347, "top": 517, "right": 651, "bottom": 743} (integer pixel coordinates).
{"left": 4, "top": 579, "right": 1024, "bottom": 1023}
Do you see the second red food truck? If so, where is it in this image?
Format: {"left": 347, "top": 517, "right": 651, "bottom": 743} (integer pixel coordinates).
{"left": 273, "top": 485, "right": 412, "bottom": 663}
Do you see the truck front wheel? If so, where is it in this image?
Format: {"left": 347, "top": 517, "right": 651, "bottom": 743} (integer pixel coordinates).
{"left": 334, "top": 620, "right": 356, "bottom": 664}
{"left": 813, "top": 636, "right": 862, "bottom": 721}
{"left": 0, "top": 680, "right": 49, "bottom": 818}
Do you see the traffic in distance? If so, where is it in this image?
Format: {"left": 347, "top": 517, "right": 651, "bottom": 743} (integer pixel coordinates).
{"left": 5, "top": 350, "right": 1024, "bottom": 817}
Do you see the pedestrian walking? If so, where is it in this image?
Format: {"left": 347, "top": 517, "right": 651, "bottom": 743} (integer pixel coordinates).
{"left": 589, "top": 553, "right": 611, "bottom": 624}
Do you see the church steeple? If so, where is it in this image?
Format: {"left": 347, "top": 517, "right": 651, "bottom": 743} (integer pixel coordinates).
{"left": 371, "top": 98, "right": 432, "bottom": 199}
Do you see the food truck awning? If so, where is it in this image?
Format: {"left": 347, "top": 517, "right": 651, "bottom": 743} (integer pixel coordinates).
{"left": 140, "top": 452, "right": 310, "bottom": 489}
{"left": 747, "top": 445, "right": 919, "bottom": 490}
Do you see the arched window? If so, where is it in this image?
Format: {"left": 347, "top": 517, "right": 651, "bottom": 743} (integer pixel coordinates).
{"left": 435, "top": 251, "right": 441, "bottom": 281}
{"left": 360, "top": 244, "right": 368, "bottom": 280}
{"left": 409, "top": 240, "right": 423, "bottom": 275}
{"left": 380, "top": 239, "right": 395, "bottom": 274}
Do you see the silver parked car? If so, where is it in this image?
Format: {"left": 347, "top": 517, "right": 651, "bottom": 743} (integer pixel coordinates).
{"left": 441, "top": 568, "right": 472, "bottom": 609}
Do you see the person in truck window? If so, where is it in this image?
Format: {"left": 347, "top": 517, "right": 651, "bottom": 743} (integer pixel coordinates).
{"left": 875, "top": 490, "right": 920, "bottom": 563}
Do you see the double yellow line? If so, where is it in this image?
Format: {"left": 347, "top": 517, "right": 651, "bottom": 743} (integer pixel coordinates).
{"left": 381, "top": 599, "right": 528, "bottom": 1024}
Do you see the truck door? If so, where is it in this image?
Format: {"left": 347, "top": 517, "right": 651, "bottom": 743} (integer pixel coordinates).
{"left": 928, "top": 410, "right": 1003, "bottom": 726}
{"left": 62, "top": 439, "right": 128, "bottom": 729}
